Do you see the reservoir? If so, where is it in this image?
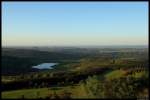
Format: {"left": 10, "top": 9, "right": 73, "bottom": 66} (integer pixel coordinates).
{"left": 32, "top": 63, "right": 58, "bottom": 69}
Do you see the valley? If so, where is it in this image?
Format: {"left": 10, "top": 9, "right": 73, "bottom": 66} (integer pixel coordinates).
{"left": 1, "top": 46, "right": 149, "bottom": 99}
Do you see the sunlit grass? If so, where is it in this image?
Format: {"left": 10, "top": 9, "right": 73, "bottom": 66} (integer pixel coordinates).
{"left": 105, "top": 69, "right": 125, "bottom": 80}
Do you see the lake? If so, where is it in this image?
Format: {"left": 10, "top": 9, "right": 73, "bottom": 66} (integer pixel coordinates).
{"left": 32, "top": 63, "right": 58, "bottom": 69}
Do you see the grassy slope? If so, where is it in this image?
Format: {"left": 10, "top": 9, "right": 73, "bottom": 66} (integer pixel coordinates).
{"left": 2, "top": 88, "right": 49, "bottom": 99}
{"left": 1, "top": 84, "right": 89, "bottom": 99}
{"left": 104, "top": 69, "right": 125, "bottom": 80}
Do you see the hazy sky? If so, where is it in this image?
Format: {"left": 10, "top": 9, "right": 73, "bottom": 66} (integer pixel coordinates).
{"left": 2, "top": 2, "right": 148, "bottom": 46}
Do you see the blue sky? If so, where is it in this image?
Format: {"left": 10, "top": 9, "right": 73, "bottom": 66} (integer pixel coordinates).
{"left": 2, "top": 2, "right": 148, "bottom": 46}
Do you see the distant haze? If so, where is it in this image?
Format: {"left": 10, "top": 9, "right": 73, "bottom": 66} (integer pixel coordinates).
{"left": 2, "top": 2, "right": 148, "bottom": 46}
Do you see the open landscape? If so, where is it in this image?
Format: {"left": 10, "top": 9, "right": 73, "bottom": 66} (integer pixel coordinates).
{"left": 2, "top": 2, "right": 149, "bottom": 99}
{"left": 2, "top": 46, "right": 149, "bottom": 99}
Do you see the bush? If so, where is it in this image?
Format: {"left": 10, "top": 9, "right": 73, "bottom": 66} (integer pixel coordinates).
{"left": 82, "top": 75, "right": 148, "bottom": 99}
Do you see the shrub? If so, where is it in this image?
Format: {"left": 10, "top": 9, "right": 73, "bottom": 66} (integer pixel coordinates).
{"left": 82, "top": 75, "right": 148, "bottom": 99}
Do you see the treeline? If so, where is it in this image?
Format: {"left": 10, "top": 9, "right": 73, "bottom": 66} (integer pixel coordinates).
{"left": 2, "top": 67, "right": 110, "bottom": 91}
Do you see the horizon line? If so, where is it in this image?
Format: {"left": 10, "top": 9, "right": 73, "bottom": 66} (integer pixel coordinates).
{"left": 2, "top": 44, "right": 148, "bottom": 47}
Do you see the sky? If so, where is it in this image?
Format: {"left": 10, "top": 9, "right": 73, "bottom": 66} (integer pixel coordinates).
{"left": 2, "top": 2, "right": 148, "bottom": 46}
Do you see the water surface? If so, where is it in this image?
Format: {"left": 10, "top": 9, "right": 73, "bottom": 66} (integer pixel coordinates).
{"left": 32, "top": 63, "right": 58, "bottom": 69}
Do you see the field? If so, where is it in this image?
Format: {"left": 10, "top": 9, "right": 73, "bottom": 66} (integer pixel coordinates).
{"left": 2, "top": 85, "right": 89, "bottom": 99}
{"left": 104, "top": 69, "right": 125, "bottom": 80}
